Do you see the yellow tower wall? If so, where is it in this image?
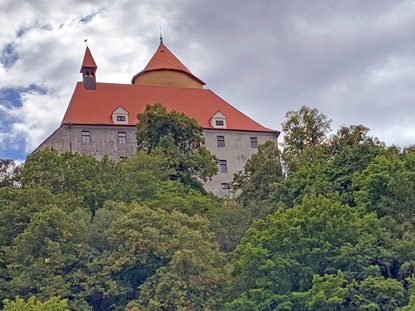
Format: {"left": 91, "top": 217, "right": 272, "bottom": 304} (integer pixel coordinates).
{"left": 134, "top": 70, "right": 203, "bottom": 89}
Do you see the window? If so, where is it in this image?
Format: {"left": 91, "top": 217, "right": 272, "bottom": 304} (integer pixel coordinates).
{"left": 219, "top": 160, "right": 227, "bottom": 173}
{"left": 117, "top": 116, "right": 126, "bottom": 122}
{"left": 82, "top": 131, "right": 90, "bottom": 143}
{"left": 217, "top": 136, "right": 225, "bottom": 147}
{"left": 250, "top": 137, "right": 258, "bottom": 148}
{"left": 216, "top": 120, "right": 224, "bottom": 126}
{"left": 118, "top": 132, "right": 126, "bottom": 144}
{"left": 221, "top": 183, "right": 230, "bottom": 196}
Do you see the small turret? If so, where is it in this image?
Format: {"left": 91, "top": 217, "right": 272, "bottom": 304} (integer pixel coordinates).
{"left": 80, "top": 47, "right": 97, "bottom": 90}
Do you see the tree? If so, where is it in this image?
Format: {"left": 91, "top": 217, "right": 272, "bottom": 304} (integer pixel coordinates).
{"left": 136, "top": 103, "right": 218, "bottom": 188}
{"left": 207, "top": 200, "right": 253, "bottom": 253}
{"left": 281, "top": 106, "right": 331, "bottom": 171}
{"left": 326, "top": 125, "right": 385, "bottom": 206}
{"left": 81, "top": 202, "right": 228, "bottom": 311}
{"left": 2, "top": 296, "right": 69, "bottom": 311}
{"left": 232, "top": 141, "right": 283, "bottom": 203}
{"left": 353, "top": 150, "right": 415, "bottom": 226}
{"left": 269, "top": 146, "right": 334, "bottom": 208}
{"left": 22, "top": 150, "right": 124, "bottom": 213}
{"left": 0, "top": 159, "right": 21, "bottom": 188}
{"left": 328, "top": 124, "right": 380, "bottom": 155}
{"left": 292, "top": 271, "right": 349, "bottom": 311}
{"left": 226, "top": 194, "right": 415, "bottom": 310}
{"left": 3, "top": 206, "right": 92, "bottom": 309}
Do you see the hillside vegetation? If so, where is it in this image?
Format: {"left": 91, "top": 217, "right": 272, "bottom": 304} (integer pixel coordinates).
{"left": 1, "top": 105, "right": 415, "bottom": 310}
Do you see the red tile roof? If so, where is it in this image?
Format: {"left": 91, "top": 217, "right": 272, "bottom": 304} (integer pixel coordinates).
{"left": 80, "top": 47, "right": 97, "bottom": 70}
{"left": 131, "top": 43, "right": 205, "bottom": 85}
{"left": 62, "top": 82, "right": 277, "bottom": 133}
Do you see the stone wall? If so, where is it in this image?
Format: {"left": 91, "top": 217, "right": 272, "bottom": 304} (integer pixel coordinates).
{"left": 202, "top": 129, "right": 278, "bottom": 195}
{"left": 38, "top": 125, "right": 278, "bottom": 195}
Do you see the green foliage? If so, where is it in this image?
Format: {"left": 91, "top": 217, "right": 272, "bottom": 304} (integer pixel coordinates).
{"left": 293, "top": 271, "right": 349, "bottom": 310}
{"left": 354, "top": 151, "right": 415, "bottom": 225}
{"left": 328, "top": 124, "right": 380, "bottom": 154}
{"left": 1, "top": 199, "right": 228, "bottom": 310}
{"left": 0, "top": 159, "right": 21, "bottom": 188}
{"left": 81, "top": 202, "right": 229, "bottom": 310}
{"left": 2, "top": 296, "right": 69, "bottom": 311}
{"left": 207, "top": 199, "right": 253, "bottom": 253}
{"left": 228, "top": 196, "right": 357, "bottom": 308}
{"left": 4, "top": 206, "right": 92, "bottom": 306}
{"left": 3, "top": 106, "right": 415, "bottom": 310}
{"left": 232, "top": 141, "right": 283, "bottom": 203}
{"left": 19, "top": 149, "right": 218, "bottom": 217}
{"left": 350, "top": 276, "right": 405, "bottom": 310}
{"left": 327, "top": 138, "right": 383, "bottom": 206}
{"left": 22, "top": 150, "right": 123, "bottom": 212}
{"left": 136, "top": 103, "right": 218, "bottom": 187}
{"left": 226, "top": 194, "right": 415, "bottom": 309}
{"left": 271, "top": 146, "right": 334, "bottom": 207}
{"left": 281, "top": 106, "right": 331, "bottom": 170}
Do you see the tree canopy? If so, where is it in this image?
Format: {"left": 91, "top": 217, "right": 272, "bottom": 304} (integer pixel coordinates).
{"left": 2, "top": 105, "right": 415, "bottom": 310}
{"left": 136, "top": 103, "right": 218, "bottom": 188}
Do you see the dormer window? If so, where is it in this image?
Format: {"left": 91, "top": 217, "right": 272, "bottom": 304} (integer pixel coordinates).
{"left": 111, "top": 106, "right": 129, "bottom": 124}
{"left": 210, "top": 111, "right": 227, "bottom": 128}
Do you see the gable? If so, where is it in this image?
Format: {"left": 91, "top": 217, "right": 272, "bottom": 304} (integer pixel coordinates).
{"left": 210, "top": 111, "right": 227, "bottom": 128}
{"left": 111, "top": 106, "right": 129, "bottom": 124}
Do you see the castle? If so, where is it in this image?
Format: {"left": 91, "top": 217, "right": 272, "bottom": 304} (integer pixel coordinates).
{"left": 37, "top": 39, "right": 279, "bottom": 195}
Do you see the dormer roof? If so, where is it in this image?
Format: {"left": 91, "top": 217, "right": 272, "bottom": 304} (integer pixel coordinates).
{"left": 210, "top": 111, "right": 227, "bottom": 121}
{"left": 80, "top": 47, "right": 97, "bottom": 71}
{"left": 111, "top": 105, "right": 128, "bottom": 115}
{"left": 131, "top": 43, "right": 205, "bottom": 85}
{"left": 210, "top": 111, "right": 227, "bottom": 128}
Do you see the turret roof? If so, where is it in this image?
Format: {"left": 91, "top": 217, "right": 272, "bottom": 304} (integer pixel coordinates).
{"left": 131, "top": 43, "right": 205, "bottom": 85}
{"left": 80, "top": 46, "right": 97, "bottom": 71}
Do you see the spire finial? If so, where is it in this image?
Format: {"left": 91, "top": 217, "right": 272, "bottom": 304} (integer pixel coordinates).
{"left": 159, "top": 26, "right": 163, "bottom": 44}
{"left": 84, "top": 38, "right": 88, "bottom": 46}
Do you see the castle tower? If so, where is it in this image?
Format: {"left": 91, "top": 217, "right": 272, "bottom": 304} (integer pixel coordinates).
{"left": 80, "top": 47, "right": 97, "bottom": 90}
{"left": 131, "top": 40, "right": 205, "bottom": 89}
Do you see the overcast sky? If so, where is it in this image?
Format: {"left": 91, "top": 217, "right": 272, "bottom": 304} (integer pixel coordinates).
{"left": 1, "top": 0, "right": 415, "bottom": 160}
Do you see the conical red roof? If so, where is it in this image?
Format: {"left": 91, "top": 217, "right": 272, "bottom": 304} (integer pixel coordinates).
{"left": 80, "top": 47, "right": 97, "bottom": 71}
{"left": 131, "top": 43, "right": 205, "bottom": 85}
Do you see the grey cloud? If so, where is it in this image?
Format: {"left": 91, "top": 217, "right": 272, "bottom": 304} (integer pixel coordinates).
{"left": 159, "top": 0, "right": 415, "bottom": 143}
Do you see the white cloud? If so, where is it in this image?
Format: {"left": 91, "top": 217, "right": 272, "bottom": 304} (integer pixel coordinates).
{"left": 0, "top": 90, "right": 66, "bottom": 152}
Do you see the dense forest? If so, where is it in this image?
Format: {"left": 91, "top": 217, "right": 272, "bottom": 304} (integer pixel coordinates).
{"left": 1, "top": 104, "right": 415, "bottom": 310}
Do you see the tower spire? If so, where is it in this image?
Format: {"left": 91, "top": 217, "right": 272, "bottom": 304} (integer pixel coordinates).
{"left": 159, "top": 26, "right": 163, "bottom": 44}
{"left": 80, "top": 46, "right": 97, "bottom": 90}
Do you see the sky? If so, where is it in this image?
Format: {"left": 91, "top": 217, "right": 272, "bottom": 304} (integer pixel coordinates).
{"left": 1, "top": 0, "right": 415, "bottom": 161}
